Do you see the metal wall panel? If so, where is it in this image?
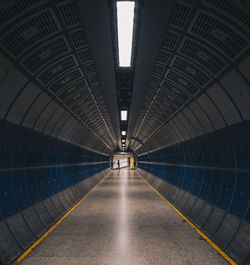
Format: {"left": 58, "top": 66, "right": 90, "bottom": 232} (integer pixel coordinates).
{"left": 6, "top": 82, "right": 41, "bottom": 125}
{"left": 238, "top": 56, "right": 250, "bottom": 83}
{"left": 197, "top": 94, "right": 225, "bottom": 130}
{"left": 43, "top": 107, "right": 65, "bottom": 135}
{"left": 189, "top": 101, "right": 213, "bottom": 133}
{"left": 221, "top": 70, "right": 250, "bottom": 120}
{"left": 0, "top": 69, "right": 28, "bottom": 119}
{"left": 138, "top": 119, "right": 250, "bottom": 265}
{"left": 207, "top": 84, "right": 241, "bottom": 126}
{"left": 33, "top": 101, "right": 58, "bottom": 132}
{"left": 22, "top": 92, "right": 51, "bottom": 129}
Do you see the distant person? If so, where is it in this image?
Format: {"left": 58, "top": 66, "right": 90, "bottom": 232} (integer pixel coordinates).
{"left": 117, "top": 160, "right": 120, "bottom": 170}
{"left": 128, "top": 157, "right": 130, "bottom": 168}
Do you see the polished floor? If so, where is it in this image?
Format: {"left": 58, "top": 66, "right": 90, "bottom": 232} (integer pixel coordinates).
{"left": 21, "top": 169, "right": 227, "bottom": 265}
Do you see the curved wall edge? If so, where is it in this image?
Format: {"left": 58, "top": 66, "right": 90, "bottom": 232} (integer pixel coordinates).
{"left": 0, "top": 120, "right": 110, "bottom": 265}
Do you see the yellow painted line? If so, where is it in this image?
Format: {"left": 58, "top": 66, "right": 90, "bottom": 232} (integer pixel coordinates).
{"left": 143, "top": 178, "right": 237, "bottom": 265}
{"left": 12, "top": 174, "right": 109, "bottom": 265}
{"left": 131, "top": 156, "right": 134, "bottom": 169}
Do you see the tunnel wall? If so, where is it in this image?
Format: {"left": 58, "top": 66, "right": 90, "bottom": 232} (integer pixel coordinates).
{"left": 138, "top": 120, "right": 250, "bottom": 265}
{"left": 0, "top": 120, "right": 110, "bottom": 265}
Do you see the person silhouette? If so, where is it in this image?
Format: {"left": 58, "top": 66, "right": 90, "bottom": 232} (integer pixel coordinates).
{"left": 117, "top": 160, "right": 120, "bottom": 170}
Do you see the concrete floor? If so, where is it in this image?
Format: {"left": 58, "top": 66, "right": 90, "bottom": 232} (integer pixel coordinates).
{"left": 21, "top": 169, "right": 227, "bottom": 265}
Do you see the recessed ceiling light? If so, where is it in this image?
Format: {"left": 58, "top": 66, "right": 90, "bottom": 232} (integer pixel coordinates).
{"left": 122, "top": 139, "right": 125, "bottom": 143}
{"left": 122, "top": 131, "right": 126, "bottom": 135}
{"left": 117, "top": 1, "right": 135, "bottom": 67}
{"left": 121, "top": 110, "right": 128, "bottom": 121}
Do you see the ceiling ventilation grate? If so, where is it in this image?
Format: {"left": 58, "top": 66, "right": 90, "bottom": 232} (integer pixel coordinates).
{"left": 202, "top": 0, "right": 250, "bottom": 29}
{"left": 165, "top": 69, "right": 199, "bottom": 95}
{"left": 169, "top": 2, "right": 192, "bottom": 30}
{"left": 158, "top": 91, "right": 182, "bottom": 108}
{"left": 153, "top": 64, "right": 165, "bottom": 77}
{"left": 21, "top": 37, "right": 70, "bottom": 73}
{"left": 170, "top": 56, "right": 211, "bottom": 87}
{"left": 157, "top": 50, "right": 171, "bottom": 65}
{"left": 48, "top": 69, "right": 84, "bottom": 94}
{"left": 0, "top": 0, "right": 47, "bottom": 30}
{"left": 69, "top": 28, "right": 88, "bottom": 49}
{"left": 162, "top": 30, "right": 180, "bottom": 50}
{"left": 178, "top": 37, "right": 227, "bottom": 75}
{"left": 58, "top": 86, "right": 78, "bottom": 102}
{"left": 65, "top": 92, "right": 87, "bottom": 108}
{"left": 78, "top": 49, "right": 92, "bottom": 64}
{"left": 58, "top": 1, "right": 81, "bottom": 29}
{"left": 150, "top": 75, "right": 162, "bottom": 87}
{"left": 84, "top": 63, "right": 96, "bottom": 75}
{"left": 0, "top": 9, "right": 61, "bottom": 58}
{"left": 87, "top": 73, "right": 99, "bottom": 85}
{"left": 57, "top": 79, "right": 88, "bottom": 101}
{"left": 37, "top": 55, "right": 78, "bottom": 86}
{"left": 188, "top": 10, "right": 248, "bottom": 59}
{"left": 161, "top": 80, "right": 190, "bottom": 102}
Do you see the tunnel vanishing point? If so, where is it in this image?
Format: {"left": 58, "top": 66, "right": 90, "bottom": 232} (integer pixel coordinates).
{"left": 0, "top": 0, "right": 249, "bottom": 264}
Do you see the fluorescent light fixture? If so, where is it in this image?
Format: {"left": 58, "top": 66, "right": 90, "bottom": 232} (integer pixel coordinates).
{"left": 117, "top": 1, "right": 135, "bottom": 67}
{"left": 121, "top": 110, "right": 128, "bottom": 121}
{"left": 122, "top": 139, "right": 125, "bottom": 143}
{"left": 122, "top": 131, "right": 126, "bottom": 136}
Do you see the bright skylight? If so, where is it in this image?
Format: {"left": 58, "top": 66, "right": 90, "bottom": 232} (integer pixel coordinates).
{"left": 117, "top": 1, "right": 135, "bottom": 67}
{"left": 122, "top": 131, "right": 126, "bottom": 136}
{"left": 121, "top": 110, "right": 128, "bottom": 121}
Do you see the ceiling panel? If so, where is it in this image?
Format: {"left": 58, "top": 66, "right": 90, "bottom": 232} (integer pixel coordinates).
{"left": 0, "top": 0, "right": 117, "bottom": 154}
{"left": 130, "top": 0, "right": 250, "bottom": 154}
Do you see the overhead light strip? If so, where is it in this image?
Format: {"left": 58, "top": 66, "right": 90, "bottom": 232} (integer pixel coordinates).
{"left": 117, "top": 1, "right": 135, "bottom": 67}
{"left": 121, "top": 110, "right": 128, "bottom": 121}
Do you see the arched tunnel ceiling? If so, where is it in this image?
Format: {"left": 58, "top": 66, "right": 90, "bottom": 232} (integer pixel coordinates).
{"left": 0, "top": 0, "right": 119, "bottom": 155}
{"left": 0, "top": 0, "right": 249, "bottom": 156}
{"left": 76, "top": 0, "right": 121, "bottom": 144}
{"left": 127, "top": 0, "right": 177, "bottom": 140}
{"left": 129, "top": 0, "right": 250, "bottom": 155}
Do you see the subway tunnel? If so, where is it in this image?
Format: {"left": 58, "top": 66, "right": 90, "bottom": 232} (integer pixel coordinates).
{"left": 0, "top": 0, "right": 249, "bottom": 264}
